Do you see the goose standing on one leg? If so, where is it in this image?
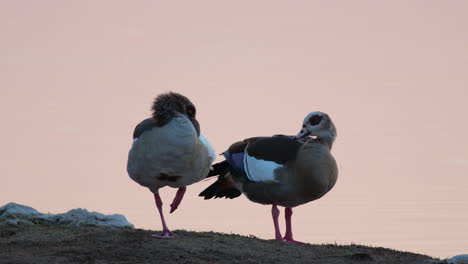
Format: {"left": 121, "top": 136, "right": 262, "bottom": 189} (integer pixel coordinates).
{"left": 199, "top": 111, "right": 337, "bottom": 243}
{"left": 127, "top": 92, "right": 215, "bottom": 238}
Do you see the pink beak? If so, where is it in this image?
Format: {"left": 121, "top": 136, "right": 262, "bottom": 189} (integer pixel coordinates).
{"left": 294, "top": 128, "right": 311, "bottom": 139}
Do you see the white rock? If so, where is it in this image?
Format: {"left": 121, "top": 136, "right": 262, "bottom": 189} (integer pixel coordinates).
{"left": 42, "top": 208, "right": 134, "bottom": 227}
{"left": 0, "top": 203, "right": 40, "bottom": 218}
{"left": 0, "top": 202, "right": 133, "bottom": 228}
{"left": 447, "top": 255, "right": 468, "bottom": 264}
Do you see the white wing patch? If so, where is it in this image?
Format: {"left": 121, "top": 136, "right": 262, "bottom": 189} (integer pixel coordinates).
{"left": 199, "top": 132, "right": 216, "bottom": 163}
{"left": 244, "top": 152, "right": 282, "bottom": 182}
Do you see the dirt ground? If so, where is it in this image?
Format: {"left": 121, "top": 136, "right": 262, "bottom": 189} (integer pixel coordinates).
{"left": 0, "top": 223, "right": 443, "bottom": 264}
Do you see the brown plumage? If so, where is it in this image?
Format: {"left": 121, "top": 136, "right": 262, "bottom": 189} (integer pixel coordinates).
{"left": 200, "top": 111, "right": 338, "bottom": 243}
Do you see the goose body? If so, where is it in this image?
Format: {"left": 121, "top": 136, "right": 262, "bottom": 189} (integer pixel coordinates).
{"left": 200, "top": 112, "right": 337, "bottom": 243}
{"left": 127, "top": 92, "right": 215, "bottom": 238}
{"left": 239, "top": 137, "right": 337, "bottom": 208}
{"left": 128, "top": 115, "right": 214, "bottom": 190}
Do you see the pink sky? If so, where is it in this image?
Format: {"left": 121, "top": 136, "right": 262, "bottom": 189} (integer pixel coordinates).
{"left": 1, "top": 0, "right": 467, "bottom": 258}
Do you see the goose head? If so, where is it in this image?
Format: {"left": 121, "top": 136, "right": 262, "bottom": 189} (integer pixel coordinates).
{"left": 295, "top": 112, "right": 336, "bottom": 141}
{"left": 151, "top": 92, "right": 200, "bottom": 135}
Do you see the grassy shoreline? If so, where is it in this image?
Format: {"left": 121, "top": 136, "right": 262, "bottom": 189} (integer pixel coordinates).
{"left": 0, "top": 223, "right": 445, "bottom": 264}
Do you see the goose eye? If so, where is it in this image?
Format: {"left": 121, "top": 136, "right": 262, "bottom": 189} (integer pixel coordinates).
{"left": 309, "top": 115, "right": 322, "bottom": 126}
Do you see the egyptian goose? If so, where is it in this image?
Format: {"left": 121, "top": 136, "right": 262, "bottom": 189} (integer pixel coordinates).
{"left": 199, "top": 111, "right": 337, "bottom": 243}
{"left": 127, "top": 92, "right": 215, "bottom": 238}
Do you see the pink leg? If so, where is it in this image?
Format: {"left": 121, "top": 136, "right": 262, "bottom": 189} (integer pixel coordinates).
{"left": 271, "top": 205, "right": 282, "bottom": 241}
{"left": 170, "top": 187, "right": 187, "bottom": 214}
{"left": 152, "top": 191, "right": 175, "bottom": 238}
{"left": 283, "top": 207, "right": 304, "bottom": 244}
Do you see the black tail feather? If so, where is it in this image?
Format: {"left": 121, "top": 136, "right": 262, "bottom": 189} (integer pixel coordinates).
{"left": 199, "top": 177, "right": 241, "bottom": 200}
{"left": 207, "top": 160, "right": 230, "bottom": 177}
{"left": 201, "top": 160, "right": 242, "bottom": 199}
{"left": 199, "top": 180, "right": 222, "bottom": 199}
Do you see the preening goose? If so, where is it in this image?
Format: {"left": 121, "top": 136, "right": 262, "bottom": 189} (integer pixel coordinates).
{"left": 199, "top": 111, "right": 337, "bottom": 243}
{"left": 127, "top": 92, "right": 215, "bottom": 238}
